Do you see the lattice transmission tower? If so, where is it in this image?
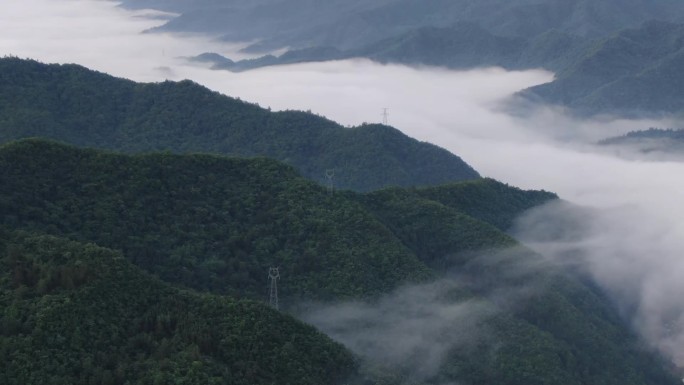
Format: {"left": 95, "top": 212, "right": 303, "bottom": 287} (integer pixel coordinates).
{"left": 268, "top": 267, "right": 280, "bottom": 310}
{"left": 325, "top": 169, "right": 335, "bottom": 195}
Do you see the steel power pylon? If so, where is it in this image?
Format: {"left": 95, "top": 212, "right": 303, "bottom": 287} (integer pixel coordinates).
{"left": 325, "top": 169, "right": 335, "bottom": 195}
{"left": 268, "top": 267, "right": 280, "bottom": 310}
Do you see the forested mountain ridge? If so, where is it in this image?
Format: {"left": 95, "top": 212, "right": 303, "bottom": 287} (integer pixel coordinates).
{"left": 1, "top": 139, "right": 679, "bottom": 384}
{"left": 0, "top": 139, "right": 433, "bottom": 301}
{"left": 598, "top": 127, "right": 684, "bottom": 158}
{"left": 0, "top": 229, "right": 356, "bottom": 385}
{"left": 0, "top": 139, "right": 552, "bottom": 302}
{"left": 194, "top": 23, "right": 589, "bottom": 74}
{"left": 0, "top": 57, "right": 479, "bottom": 191}
{"left": 601, "top": 128, "right": 684, "bottom": 145}
{"left": 522, "top": 20, "right": 684, "bottom": 116}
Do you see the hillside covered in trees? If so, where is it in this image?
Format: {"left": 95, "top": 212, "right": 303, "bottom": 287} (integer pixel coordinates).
{"left": 0, "top": 57, "right": 479, "bottom": 192}
{"left": 522, "top": 20, "right": 684, "bottom": 117}
{"left": 0, "top": 139, "right": 679, "bottom": 384}
{"left": 0, "top": 229, "right": 356, "bottom": 385}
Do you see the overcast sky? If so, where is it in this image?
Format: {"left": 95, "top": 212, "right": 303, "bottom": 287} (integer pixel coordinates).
{"left": 4, "top": 0, "right": 684, "bottom": 367}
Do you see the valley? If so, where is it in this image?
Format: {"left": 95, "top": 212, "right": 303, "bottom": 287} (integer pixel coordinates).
{"left": 2, "top": 0, "right": 684, "bottom": 384}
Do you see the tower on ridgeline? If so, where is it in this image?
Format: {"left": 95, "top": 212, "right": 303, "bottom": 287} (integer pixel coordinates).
{"left": 325, "top": 169, "right": 335, "bottom": 195}
{"left": 268, "top": 267, "right": 280, "bottom": 310}
{"left": 382, "top": 108, "right": 389, "bottom": 125}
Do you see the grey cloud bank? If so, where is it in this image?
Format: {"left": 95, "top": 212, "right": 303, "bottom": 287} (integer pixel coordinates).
{"left": 513, "top": 200, "right": 684, "bottom": 366}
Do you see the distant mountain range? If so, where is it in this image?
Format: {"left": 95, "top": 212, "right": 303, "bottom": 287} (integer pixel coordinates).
{"left": 599, "top": 127, "right": 684, "bottom": 157}
{"left": 523, "top": 21, "right": 684, "bottom": 117}
{"left": 123, "top": 0, "right": 684, "bottom": 117}
{"left": 123, "top": 0, "right": 684, "bottom": 51}
{"left": 191, "top": 23, "right": 588, "bottom": 73}
{"left": 0, "top": 57, "right": 478, "bottom": 192}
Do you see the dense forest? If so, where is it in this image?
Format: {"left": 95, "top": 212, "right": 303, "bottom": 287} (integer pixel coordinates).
{"left": 0, "top": 57, "right": 479, "bottom": 192}
{"left": 0, "top": 139, "right": 679, "bottom": 384}
{"left": 0, "top": 139, "right": 542, "bottom": 302}
{"left": 0, "top": 229, "right": 356, "bottom": 385}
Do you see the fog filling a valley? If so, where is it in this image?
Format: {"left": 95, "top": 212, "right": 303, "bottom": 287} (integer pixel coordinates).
{"left": 299, "top": 280, "right": 496, "bottom": 382}
{"left": 5, "top": 0, "right": 684, "bottom": 369}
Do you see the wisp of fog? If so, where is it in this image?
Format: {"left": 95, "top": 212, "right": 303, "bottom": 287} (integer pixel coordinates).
{"left": 4, "top": 0, "right": 684, "bottom": 368}
{"left": 299, "top": 279, "right": 495, "bottom": 382}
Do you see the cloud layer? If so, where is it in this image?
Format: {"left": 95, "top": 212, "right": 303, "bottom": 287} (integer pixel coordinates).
{"left": 513, "top": 200, "right": 684, "bottom": 366}
{"left": 299, "top": 280, "right": 495, "bottom": 382}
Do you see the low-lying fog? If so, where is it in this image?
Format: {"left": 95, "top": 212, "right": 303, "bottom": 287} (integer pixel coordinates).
{"left": 4, "top": 0, "right": 684, "bottom": 367}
